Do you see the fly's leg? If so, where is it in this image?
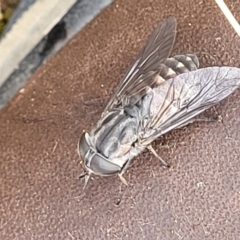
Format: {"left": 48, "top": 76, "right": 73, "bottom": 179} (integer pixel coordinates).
{"left": 158, "top": 115, "right": 220, "bottom": 151}
{"left": 115, "top": 160, "right": 132, "bottom": 206}
{"left": 147, "top": 145, "right": 170, "bottom": 168}
{"left": 192, "top": 117, "right": 218, "bottom": 122}
{"left": 176, "top": 115, "right": 220, "bottom": 129}
{"left": 79, "top": 171, "right": 91, "bottom": 190}
{"left": 196, "top": 106, "right": 222, "bottom": 123}
{"left": 118, "top": 174, "right": 128, "bottom": 186}
{"left": 115, "top": 185, "right": 129, "bottom": 206}
{"left": 118, "top": 159, "right": 134, "bottom": 186}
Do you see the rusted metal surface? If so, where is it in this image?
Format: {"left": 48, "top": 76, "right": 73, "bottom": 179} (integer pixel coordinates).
{"left": 0, "top": 0, "right": 240, "bottom": 239}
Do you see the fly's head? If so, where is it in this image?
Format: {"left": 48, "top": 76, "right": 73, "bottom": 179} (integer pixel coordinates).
{"left": 77, "top": 131, "right": 122, "bottom": 188}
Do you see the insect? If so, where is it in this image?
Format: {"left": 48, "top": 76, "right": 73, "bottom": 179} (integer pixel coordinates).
{"left": 78, "top": 16, "right": 240, "bottom": 188}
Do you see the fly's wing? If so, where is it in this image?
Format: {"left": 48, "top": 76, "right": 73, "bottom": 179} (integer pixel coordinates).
{"left": 104, "top": 16, "right": 177, "bottom": 112}
{"left": 141, "top": 66, "right": 240, "bottom": 144}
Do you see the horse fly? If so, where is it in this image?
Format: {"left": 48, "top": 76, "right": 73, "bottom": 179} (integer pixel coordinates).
{"left": 77, "top": 16, "right": 240, "bottom": 188}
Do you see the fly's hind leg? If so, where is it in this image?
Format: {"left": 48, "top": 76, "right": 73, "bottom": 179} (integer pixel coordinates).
{"left": 176, "top": 114, "right": 220, "bottom": 129}
{"left": 147, "top": 145, "right": 170, "bottom": 168}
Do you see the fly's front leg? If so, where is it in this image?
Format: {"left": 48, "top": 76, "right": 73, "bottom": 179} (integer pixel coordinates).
{"left": 78, "top": 171, "right": 91, "bottom": 189}
{"left": 118, "top": 158, "right": 133, "bottom": 186}
{"left": 147, "top": 145, "right": 170, "bottom": 168}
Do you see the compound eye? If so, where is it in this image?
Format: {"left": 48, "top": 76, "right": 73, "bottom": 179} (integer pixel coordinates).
{"left": 78, "top": 132, "right": 91, "bottom": 161}
{"left": 90, "top": 153, "right": 121, "bottom": 175}
{"left": 78, "top": 132, "right": 121, "bottom": 176}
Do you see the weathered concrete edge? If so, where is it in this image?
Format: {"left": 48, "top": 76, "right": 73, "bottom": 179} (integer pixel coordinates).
{"left": 0, "top": 0, "right": 77, "bottom": 88}
{"left": 0, "top": 0, "right": 114, "bottom": 111}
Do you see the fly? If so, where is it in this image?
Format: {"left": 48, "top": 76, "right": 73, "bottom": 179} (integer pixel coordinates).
{"left": 77, "top": 16, "right": 240, "bottom": 188}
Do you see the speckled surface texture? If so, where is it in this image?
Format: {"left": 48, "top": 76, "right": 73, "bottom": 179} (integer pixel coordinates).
{"left": 1, "top": 0, "right": 240, "bottom": 239}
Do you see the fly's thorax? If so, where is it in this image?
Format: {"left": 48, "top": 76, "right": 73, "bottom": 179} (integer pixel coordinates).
{"left": 78, "top": 103, "right": 147, "bottom": 176}
{"left": 91, "top": 105, "right": 143, "bottom": 160}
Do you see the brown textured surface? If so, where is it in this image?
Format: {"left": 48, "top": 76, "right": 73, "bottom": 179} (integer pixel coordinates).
{"left": 1, "top": 0, "right": 240, "bottom": 239}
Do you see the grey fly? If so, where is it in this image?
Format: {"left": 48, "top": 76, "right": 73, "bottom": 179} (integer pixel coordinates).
{"left": 78, "top": 16, "right": 240, "bottom": 188}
